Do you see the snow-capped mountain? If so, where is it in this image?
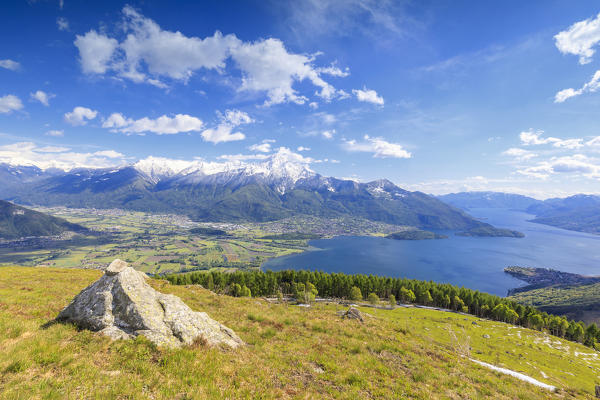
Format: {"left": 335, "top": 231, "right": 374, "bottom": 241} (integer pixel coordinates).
{"left": 0, "top": 154, "right": 490, "bottom": 231}
{"left": 133, "top": 148, "right": 317, "bottom": 193}
{"left": 133, "top": 157, "right": 196, "bottom": 184}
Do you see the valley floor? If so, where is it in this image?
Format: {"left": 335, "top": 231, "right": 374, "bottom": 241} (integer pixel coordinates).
{"left": 0, "top": 208, "right": 407, "bottom": 274}
{"left": 1, "top": 267, "right": 599, "bottom": 399}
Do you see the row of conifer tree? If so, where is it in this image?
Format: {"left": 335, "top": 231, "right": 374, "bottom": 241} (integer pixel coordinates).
{"left": 164, "top": 269, "right": 600, "bottom": 349}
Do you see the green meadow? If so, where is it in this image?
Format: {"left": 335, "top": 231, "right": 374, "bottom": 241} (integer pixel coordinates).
{"left": 1, "top": 266, "right": 598, "bottom": 399}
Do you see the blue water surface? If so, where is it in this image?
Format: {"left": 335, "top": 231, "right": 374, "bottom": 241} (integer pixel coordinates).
{"left": 262, "top": 208, "right": 600, "bottom": 296}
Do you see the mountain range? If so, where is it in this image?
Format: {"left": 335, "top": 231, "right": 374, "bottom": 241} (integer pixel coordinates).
{"left": 0, "top": 154, "right": 503, "bottom": 233}
{"left": 438, "top": 191, "right": 600, "bottom": 235}
{"left": 527, "top": 195, "right": 600, "bottom": 235}
{"left": 436, "top": 192, "right": 542, "bottom": 211}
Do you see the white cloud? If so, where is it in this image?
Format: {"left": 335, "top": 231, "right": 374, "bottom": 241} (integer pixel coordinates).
{"left": 217, "top": 153, "right": 270, "bottom": 161}
{"left": 200, "top": 109, "right": 253, "bottom": 144}
{"left": 57, "top": 17, "right": 69, "bottom": 31}
{"left": 0, "top": 95, "right": 23, "bottom": 113}
{"left": 502, "top": 147, "right": 536, "bottom": 161}
{"left": 45, "top": 129, "right": 64, "bottom": 137}
{"left": 338, "top": 90, "right": 351, "bottom": 100}
{"left": 551, "top": 154, "right": 599, "bottom": 176}
{"left": 230, "top": 38, "right": 343, "bottom": 105}
{"left": 74, "top": 7, "right": 350, "bottom": 106}
{"left": 316, "top": 64, "right": 350, "bottom": 77}
{"left": 554, "top": 70, "right": 600, "bottom": 102}
{"left": 216, "top": 147, "right": 316, "bottom": 167}
{"left": 38, "top": 146, "right": 70, "bottom": 153}
{"left": 103, "top": 113, "right": 204, "bottom": 135}
{"left": 342, "top": 135, "right": 411, "bottom": 158}
{"left": 64, "top": 106, "right": 98, "bottom": 126}
{"left": 317, "top": 112, "right": 336, "bottom": 124}
{"left": 504, "top": 130, "right": 600, "bottom": 182}
{"left": 515, "top": 165, "right": 552, "bottom": 180}
{"left": 519, "top": 130, "right": 550, "bottom": 145}
{"left": 201, "top": 125, "right": 245, "bottom": 144}
{"left": 93, "top": 150, "right": 125, "bottom": 158}
{"left": 248, "top": 143, "right": 271, "bottom": 153}
{"left": 147, "top": 78, "right": 168, "bottom": 89}
{"left": 352, "top": 87, "right": 384, "bottom": 105}
{"left": 308, "top": 102, "right": 318, "bottom": 109}
{"left": 30, "top": 90, "right": 55, "bottom": 106}
{"left": 283, "top": 0, "right": 410, "bottom": 41}
{"left": 517, "top": 154, "right": 600, "bottom": 180}
{"left": 554, "top": 87, "right": 580, "bottom": 103}
{"left": 297, "top": 146, "right": 311, "bottom": 152}
{"left": 248, "top": 140, "right": 274, "bottom": 153}
{"left": 0, "top": 59, "right": 20, "bottom": 71}
{"left": 555, "top": 13, "right": 600, "bottom": 65}
{"left": 553, "top": 14, "right": 600, "bottom": 102}
{"left": 0, "top": 142, "right": 126, "bottom": 171}
{"left": 222, "top": 109, "right": 254, "bottom": 125}
{"left": 553, "top": 138, "right": 584, "bottom": 149}
{"left": 271, "top": 146, "right": 317, "bottom": 166}
{"left": 519, "top": 129, "right": 584, "bottom": 149}
{"left": 118, "top": 6, "right": 236, "bottom": 82}
{"left": 74, "top": 30, "right": 119, "bottom": 74}
{"left": 322, "top": 129, "right": 335, "bottom": 139}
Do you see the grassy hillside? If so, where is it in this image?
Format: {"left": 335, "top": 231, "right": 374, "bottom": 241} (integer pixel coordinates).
{"left": 1, "top": 267, "right": 599, "bottom": 398}
{"left": 0, "top": 200, "right": 86, "bottom": 240}
{"left": 510, "top": 282, "right": 600, "bottom": 325}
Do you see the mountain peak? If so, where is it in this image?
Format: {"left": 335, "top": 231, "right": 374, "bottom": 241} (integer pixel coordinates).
{"left": 134, "top": 157, "right": 196, "bottom": 183}
{"left": 133, "top": 148, "right": 316, "bottom": 189}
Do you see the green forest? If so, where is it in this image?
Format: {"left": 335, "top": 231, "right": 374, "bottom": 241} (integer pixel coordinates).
{"left": 164, "top": 269, "right": 600, "bottom": 350}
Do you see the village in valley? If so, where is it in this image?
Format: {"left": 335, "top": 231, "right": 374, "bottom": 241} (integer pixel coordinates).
{"left": 0, "top": 207, "right": 409, "bottom": 274}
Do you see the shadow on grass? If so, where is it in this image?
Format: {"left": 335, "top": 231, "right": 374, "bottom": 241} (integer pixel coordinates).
{"left": 40, "top": 319, "right": 60, "bottom": 330}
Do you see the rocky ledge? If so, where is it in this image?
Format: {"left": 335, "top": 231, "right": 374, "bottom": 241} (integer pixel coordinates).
{"left": 56, "top": 259, "right": 244, "bottom": 349}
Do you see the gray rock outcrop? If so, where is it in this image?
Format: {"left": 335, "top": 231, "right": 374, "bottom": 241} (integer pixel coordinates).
{"left": 339, "top": 307, "right": 364, "bottom": 322}
{"left": 57, "top": 259, "right": 244, "bottom": 348}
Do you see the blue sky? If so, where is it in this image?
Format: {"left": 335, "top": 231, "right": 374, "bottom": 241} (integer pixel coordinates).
{"left": 1, "top": 0, "right": 600, "bottom": 198}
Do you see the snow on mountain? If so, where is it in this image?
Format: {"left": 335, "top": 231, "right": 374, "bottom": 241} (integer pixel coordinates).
{"left": 133, "top": 157, "right": 197, "bottom": 183}
{"left": 0, "top": 148, "right": 412, "bottom": 200}
{"left": 133, "top": 148, "right": 316, "bottom": 191}
{"left": 366, "top": 179, "right": 409, "bottom": 199}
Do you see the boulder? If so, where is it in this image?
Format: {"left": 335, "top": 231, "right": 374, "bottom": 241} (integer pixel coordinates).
{"left": 340, "top": 307, "right": 364, "bottom": 322}
{"left": 56, "top": 259, "right": 244, "bottom": 349}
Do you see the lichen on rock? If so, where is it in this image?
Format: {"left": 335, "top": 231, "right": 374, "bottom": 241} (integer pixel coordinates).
{"left": 57, "top": 259, "right": 244, "bottom": 348}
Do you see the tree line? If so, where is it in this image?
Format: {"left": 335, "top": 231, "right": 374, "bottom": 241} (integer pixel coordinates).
{"left": 163, "top": 269, "right": 600, "bottom": 350}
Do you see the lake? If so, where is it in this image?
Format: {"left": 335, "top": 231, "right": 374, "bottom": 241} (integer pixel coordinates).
{"left": 262, "top": 208, "right": 600, "bottom": 296}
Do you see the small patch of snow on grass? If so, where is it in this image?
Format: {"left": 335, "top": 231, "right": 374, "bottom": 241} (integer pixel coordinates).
{"left": 470, "top": 359, "right": 556, "bottom": 391}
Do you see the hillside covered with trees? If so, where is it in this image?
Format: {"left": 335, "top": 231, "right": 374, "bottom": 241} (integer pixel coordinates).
{"left": 165, "top": 269, "right": 600, "bottom": 350}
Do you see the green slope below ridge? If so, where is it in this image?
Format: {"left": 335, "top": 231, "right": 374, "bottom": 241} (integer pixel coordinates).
{"left": 0, "top": 200, "right": 87, "bottom": 240}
